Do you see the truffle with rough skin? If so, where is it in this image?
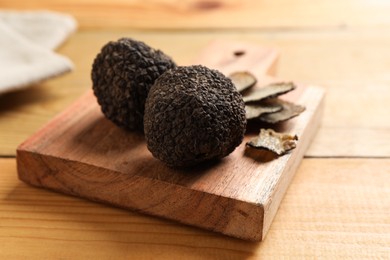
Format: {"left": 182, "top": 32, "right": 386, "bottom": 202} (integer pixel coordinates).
{"left": 144, "top": 65, "right": 246, "bottom": 168}
{"left": 91, "top": 38, "right": 176, "bottom": 131}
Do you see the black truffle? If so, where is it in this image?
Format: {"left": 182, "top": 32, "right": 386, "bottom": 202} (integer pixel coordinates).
{"left": 91, "top": 38, "right": 176, "bottom": 131}
{"left": 144, "top": 65, "right": 246, "bottom": 168}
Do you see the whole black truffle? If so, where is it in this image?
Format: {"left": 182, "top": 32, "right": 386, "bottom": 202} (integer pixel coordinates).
{"left": 91, "top": 38, "right": 176, "bottom": 131}
{"left": 144, "top": 65, "right": 246, "bottom": 168}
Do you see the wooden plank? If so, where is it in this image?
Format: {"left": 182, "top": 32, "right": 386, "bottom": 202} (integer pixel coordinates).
{"left": 3, "top": 0, "right": 390, "bottom": 29}
{"left": 2, "top": 158, "right": 390, "bottom": 258}
{"left": 16, "top": 41, "right": 324, "bottom": 241}
{"left": 307, "top": 128, "right": 390, "bottom": 157}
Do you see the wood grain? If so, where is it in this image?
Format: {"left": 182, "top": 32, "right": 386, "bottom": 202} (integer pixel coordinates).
{"left": 3, "top": 0, "right": 390, "bottom": 29}
{"left": 16, "top": 41, "right": 324, "bottom": 241}
{"left": 2, "top": 158, "right": 390, "bottom": 258}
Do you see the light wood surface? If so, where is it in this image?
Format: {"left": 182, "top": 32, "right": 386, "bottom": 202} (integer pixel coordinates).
{"left": 3, "top": 0, "right": 390, "bottom": 29}
{"left": 1, "top": 0, "right": 390, "bottom": 258}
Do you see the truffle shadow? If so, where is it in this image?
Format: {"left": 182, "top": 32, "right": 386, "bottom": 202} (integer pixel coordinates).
{"left": 244, "top": 147, "right": 278, "bottom": 163}
{"left": 245, "top": 120, "right": 272, "bottom": 135}
{"left": 140, "top": 157, "right": 223, "bottom": 186}
{"left": 71, "top": 115, "right": 146, "bottom": 156}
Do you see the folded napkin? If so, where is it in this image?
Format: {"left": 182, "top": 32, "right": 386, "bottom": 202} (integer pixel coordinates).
{"left": 0, "top": 11, "right": 77, "bottom": 95}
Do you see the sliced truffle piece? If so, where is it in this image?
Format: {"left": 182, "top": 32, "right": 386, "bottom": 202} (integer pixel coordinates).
{"left": 229, "top": 71, "right": 257, "bottom": 93}
{"left": 92, "top": 38, "right": 176, "bottom": 131}
{"left": 258, "top": 99, "right": 305, "bottom": 124}
{"left": 243, "top": 82, "right": 296, "bottom": 103}
{"left": 245, "top": 103, "right": 282, "bottom": 120}
{"left": 144, "top": 65, "right": 246, "bottom": 168}
{"left": 247, "top": 129, "right": 298, "bottom": 155}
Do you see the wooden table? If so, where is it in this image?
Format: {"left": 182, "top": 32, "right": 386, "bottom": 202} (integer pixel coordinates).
{"left": 1, "top": 1, "right": 390, "bottom": 258}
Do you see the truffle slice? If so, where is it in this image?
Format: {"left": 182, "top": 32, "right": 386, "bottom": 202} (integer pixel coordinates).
{"left": 258, "top": 99, "right": 305, "bottom": 123}
{"left": 144, "top": 65, "right": 246, "bottom": 168}
{"left": 247, "top": 129, "right": 298, "bottom": 155}
{"left": 91, "top": 38, "right": 176, "bottom": 131}
{"left": 229, "top": 71, "right": 257, "bottom": 93}
{"left": 245, "top": 103, "right": 282, "bottom": 120}
{"left": 243, "top": 82, "right": 296, "bottom": 103}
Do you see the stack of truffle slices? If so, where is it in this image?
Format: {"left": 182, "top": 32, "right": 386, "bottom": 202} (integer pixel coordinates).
{"left": 92, "top": 38, "right": 305, "bottom": 168}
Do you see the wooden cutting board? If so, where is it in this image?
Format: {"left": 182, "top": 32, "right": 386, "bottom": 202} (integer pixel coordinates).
{"left": 17, "top": 40, "right": 325, "bottom": 241}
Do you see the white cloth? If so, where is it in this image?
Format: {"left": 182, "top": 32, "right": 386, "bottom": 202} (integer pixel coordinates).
{"left": 0, "top": 11, "right": 77, "bottom": 95}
